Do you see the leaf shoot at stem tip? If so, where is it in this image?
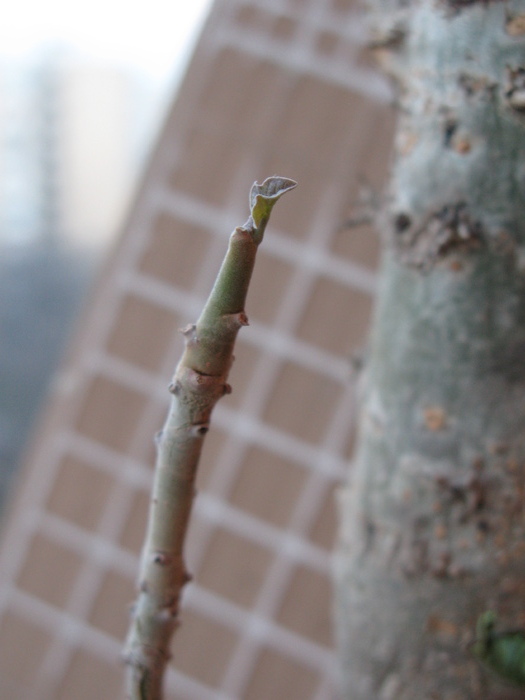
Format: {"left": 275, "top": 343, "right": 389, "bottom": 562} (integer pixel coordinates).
{"left": 249, "top": 176, "right": 297, "bottom": 229}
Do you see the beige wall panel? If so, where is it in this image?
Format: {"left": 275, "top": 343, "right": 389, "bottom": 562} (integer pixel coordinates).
{"left": 16, "top": 534, "right": 84, "bottom": 609}
{"left": 139, "top": 214, "right": 215, "bottom": 290}
{"left": 309, "top": 485, "right": 339, "bottom": 551}
{"left": 297, "top": 278, "right": 374, "bottom": 356}
{"left": 0, "top": 0, "right": 395, "bottom": 697}
{"left": 47, "top": 455, "right": 115, "bottom": 531}
{"left": 0, "top": 612, "right": 52, "bottom": 692}
{"left": 57, "top": 650, "right": 123, "bottom": 700}
{"left": 245, "top": 648, "right": 320, "bottom": 700}
{"left": 74, "top": 377, "right": 147, "bottom": 453}
{"left": 229, "top": 446, "right": 307, "bottom": 527}
{"left": 105, "top": 295, "right": 181, "bottom": 372}
{"left": 262, "top": 362, "right": 344, "bottom": 444}
{"left": 276, "top": 564, "right": 334, "bottom": 647}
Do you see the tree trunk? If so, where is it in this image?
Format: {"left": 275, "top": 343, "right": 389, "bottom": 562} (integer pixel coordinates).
{"left": 335, "top": 2, "right": 525, "bottom": 698}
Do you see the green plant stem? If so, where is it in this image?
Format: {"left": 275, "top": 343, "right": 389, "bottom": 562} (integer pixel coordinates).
{"left": 123, "top": 176, "right": 296, "bottom": 700}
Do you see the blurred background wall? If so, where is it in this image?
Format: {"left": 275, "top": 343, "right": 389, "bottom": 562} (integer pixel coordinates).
{"left": 0, "top": 0, "right": 211, "bottom": 506}
{"left": 0, "top": 0, "right": 395, "bottom": 698}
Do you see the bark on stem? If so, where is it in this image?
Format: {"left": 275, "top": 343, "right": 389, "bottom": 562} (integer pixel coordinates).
{"left": 335, "top": 2, "right": 525, "bottom": 698}
{"left": 123, "top": 176, "right": 297, "bottom": 700}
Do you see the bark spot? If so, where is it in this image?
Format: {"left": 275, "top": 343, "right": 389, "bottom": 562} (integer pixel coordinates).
{"left": 400, "top": 537, "right": 428, "bottom": 577}
{"left": 493, "top": 229, "right": 516, "bottom": 257}
{"left": 360, "top": 516, "right": 377, "bottom": 556}
{"left": 505, "top": 66, "right": 525, "bottom": 112}
{"left": 442, "top": 116, "right": 472, "bottom": 154}
{"left": 191, "top": 423, "right": 209, "bottom": 437}
{"left": 476, "top": 519, "right": 490, "bottom": 534}
{"left": 506, "top": 13, "right": 525, "bottom": 37}
{"left": 435, "top": 466, "right": 487, "bottom": 515}
{"left": 426, "top": 615, "right": 459, "bottom": 639}
{"left": 368, "top": 25, "right": 406, "bottom": 51}
{"left": 489, "top": 442, "right": 509, "bottom": 456}
{"left": 434, "top": 523, "right": 448, "bottom": 539}
{"left": 453, "top": 137, "right": 472, "bottom": 154}
{"left": 393, "top": 202, "right": 483, "bottom": 269}
{"left": 397, "top": 131, "right": 419, "bottom": 156}
{"left": 458, "top": 73, "right": 496, "bottom": 98}
{"left": 152, "top": 551, "right": 172, "bottom": 566}
{"left": 431, "top": 550, "right": 452, "bottom": 578}
{"left": 443, "top": 119, "right": 458, "bottom": 147}
{"left": 393, "top": 212, "right": 412, "bottom": 233}
{"left": 442, "top": 0, "right": 506, "bottom": 15}
{"left": 423, "top": 406, "right": 447, "bottom": 431}
{"left": 448, "top": 259, "right": 464, "bottom": 272}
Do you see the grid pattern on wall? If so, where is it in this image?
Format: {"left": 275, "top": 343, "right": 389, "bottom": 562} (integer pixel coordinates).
{"left": 0, "top": 1, "right": 394, "bottom": 698}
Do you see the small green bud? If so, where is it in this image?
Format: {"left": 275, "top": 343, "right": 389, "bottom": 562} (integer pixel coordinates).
{"left": 249, "top": 176, "right": 297, "bottom": 231}
{"left": 472, "top": 611, "right": 525, "bottom": 687}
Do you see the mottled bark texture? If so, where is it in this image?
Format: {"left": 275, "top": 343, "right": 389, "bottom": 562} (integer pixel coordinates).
{"left": 335, "top": 2, "right": 525, "bottom": 699}
{"left": 123, "top": 177, "right": 296, "bottom": 700}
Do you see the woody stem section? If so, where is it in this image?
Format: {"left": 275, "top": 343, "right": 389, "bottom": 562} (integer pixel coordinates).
{"left": 335, "top": 2, "right": 525, "bottom": 698}
{"left": 123, "top": 176, "right": 296, "bottom": 700}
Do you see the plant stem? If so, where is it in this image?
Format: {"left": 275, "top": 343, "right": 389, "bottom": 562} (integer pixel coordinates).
{"left": 123, "top": 176, "right": 297, "bottom": 700}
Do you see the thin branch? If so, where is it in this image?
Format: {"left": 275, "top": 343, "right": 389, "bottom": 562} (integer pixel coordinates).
{"left": 123, "top": 176, "right": 297, "bottom": 700}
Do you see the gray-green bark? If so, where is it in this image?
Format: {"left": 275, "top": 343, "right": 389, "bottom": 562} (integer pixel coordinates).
{"left": 123, "top": 177, "right": 296, "bottom": 700}
{"left": 335, "top": 2, "right": 525, "bottom": 698}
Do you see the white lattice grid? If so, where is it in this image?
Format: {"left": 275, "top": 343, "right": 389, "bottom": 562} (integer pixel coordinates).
{"left": 0, "top": 0, "right": 392, "bottom": 698}
{"left": 0, "top": 192, "right": 371, "bottom": 700}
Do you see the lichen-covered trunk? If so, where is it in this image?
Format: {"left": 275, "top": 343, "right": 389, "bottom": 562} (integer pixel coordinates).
{"left": 335, "top": 2, "right": 525, "bottom": 698}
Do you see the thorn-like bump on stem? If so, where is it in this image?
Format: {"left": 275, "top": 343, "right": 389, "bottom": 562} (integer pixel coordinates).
{"left": 180, "top": 323, "right": 196, "bottom": 336}
{"left": 168, "top": 381, "right": 180, "bottom": 395}
{"left": 152, "top": 551, "right": 172, "bottom": 566}
{"left": 223, "top": 311, "right": 249, "bottom": 330}
{"left": 190, "top": 423, "right": 209, "bottom": 437}
{"left": 180, "top": 324, "right": 198, "bottom": 346}
{"left": 158, "top": 608, "right": 178, "bottom": 623}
